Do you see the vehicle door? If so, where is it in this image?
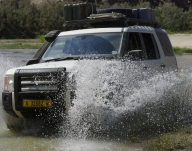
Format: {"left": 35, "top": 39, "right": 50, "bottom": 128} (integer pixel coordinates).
{"left": 154, "top": 29, "right": 178, "bottom": 71}
{"left": 122, "top": 29, "right": 165, "bottom": 73}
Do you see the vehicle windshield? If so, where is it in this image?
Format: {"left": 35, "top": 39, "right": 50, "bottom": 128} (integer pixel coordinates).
{"left": 40, "top": 32, "right": 122, "bottom": 62}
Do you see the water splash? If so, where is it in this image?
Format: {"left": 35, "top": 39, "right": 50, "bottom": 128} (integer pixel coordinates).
{"left": 0, "top": 52, "right": 192, "bottom": 139}
{"left": 66, "top": 59, "right": 192, "bottom": 139}
{"left": 0, "top": 53, "right": 20, "bottom": 131}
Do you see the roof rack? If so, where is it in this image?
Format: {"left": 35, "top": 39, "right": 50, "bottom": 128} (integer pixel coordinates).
{"left": 63, "top": 4, "right": 160, "bottom": 30}
{"left": 63, "top": 16, "right": 159, "bottom": 30}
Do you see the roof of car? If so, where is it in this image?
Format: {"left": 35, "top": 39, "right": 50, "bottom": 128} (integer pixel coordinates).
{"left": 58, "top": 26, "right": 156, "bottom": 37}
{"left": 58, "top": 28, "right": 124, "bottom": 36}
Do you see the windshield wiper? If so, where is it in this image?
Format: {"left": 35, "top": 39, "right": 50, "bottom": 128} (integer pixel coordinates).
{"left": 45, "top": 57, "right": 78, "bottom": 62}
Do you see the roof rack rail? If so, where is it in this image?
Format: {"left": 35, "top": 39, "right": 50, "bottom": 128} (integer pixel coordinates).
{"left": 63, "top": 16, "right": 159, "bottom": 31}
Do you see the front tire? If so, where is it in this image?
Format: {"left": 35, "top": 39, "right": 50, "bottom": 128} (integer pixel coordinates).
{"left": 3, "top": 112, "right": 66, "bottom": 136}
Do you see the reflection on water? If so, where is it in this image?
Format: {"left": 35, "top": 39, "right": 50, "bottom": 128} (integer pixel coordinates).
{"left": 0, "top": 49, "right": 192, "bottom": 151}
{"left": 0, "top": 130, "right": 142, "bottom": 151}
{"left": 0, "top": 49, "right": 37, "bottom": 62}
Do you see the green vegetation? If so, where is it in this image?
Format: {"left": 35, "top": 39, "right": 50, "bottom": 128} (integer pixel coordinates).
{"left": 1, "top": 0, "right": 192, "bottom": 39}
{"left": 1, "top": 0, "right": 192, "bottom": 53}
{"left": 36, "top": 35, "right": 46, "bottom": 43}
{"left": 143, "top": 126, "right": 192, "bottom": 151}
{"left": 174, "top": 47, "right": 192, "bottom": 55}
{"left": 0, "top": 39, "right": 42, "bottom": 49}
{"left": 0, "top": 0, "right": 64, "bottom": 39}
{"left": 0, "top": 43, "right": 41, "bottom": 49}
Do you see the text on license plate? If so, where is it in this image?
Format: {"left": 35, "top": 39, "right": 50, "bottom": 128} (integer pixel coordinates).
{"left": 23, "top": 99, "right": 52, "bottom": 107}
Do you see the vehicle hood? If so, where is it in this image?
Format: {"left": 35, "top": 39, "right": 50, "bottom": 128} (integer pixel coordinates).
{"left": 5, "top": 60, "right": 78, "bottom": 75}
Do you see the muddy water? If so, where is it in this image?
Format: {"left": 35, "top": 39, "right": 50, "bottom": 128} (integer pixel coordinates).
{"left": 0, "top": 49, "right": 192, "bottom": 151}
{"left": 0, "top": 130, "right": 142, "bottom": 151}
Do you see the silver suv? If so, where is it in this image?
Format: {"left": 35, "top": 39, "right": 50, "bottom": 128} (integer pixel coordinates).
{"left": 2, "top": 7, "right": 178, "bottom": 131}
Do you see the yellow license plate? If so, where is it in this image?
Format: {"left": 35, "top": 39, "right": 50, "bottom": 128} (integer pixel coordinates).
{"left": 23, "top": 99, "right": 52, "bottom": 107}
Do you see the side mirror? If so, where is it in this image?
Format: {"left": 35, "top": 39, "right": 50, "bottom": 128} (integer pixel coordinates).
{"left": 127, "top": 50, "right": 143, "bottom": 60}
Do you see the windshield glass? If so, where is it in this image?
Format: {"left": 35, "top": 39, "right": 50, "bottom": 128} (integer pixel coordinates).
{"left": 41, "top": 32, "right": 122, "bottom": 62}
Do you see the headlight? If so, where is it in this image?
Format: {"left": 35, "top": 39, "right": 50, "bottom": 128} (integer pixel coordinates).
{"left": 4, "top": 75, "right": 14, "bottom": 91}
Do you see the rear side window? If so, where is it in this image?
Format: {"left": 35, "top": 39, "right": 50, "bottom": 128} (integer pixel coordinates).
{"left": 142, "top": 33, "right": 160, "bottom": 60}
{"left": 127, "top": 32, "right": 142, "bottom": 51}
{"left": 155, "top": 31, "right": 174, "bottom": 56}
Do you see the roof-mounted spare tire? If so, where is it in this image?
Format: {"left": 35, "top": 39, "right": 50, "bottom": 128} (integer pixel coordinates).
{"left": 97, "top": 8, "right": 133, "bottom": 18}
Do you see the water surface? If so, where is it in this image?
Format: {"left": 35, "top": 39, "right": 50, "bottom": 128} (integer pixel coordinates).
{"left": 0, "top": 49, "right": 192, "bottom": 151}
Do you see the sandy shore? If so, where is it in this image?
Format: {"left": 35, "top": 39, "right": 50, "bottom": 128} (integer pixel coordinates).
{"left": 168, "top": 34, "right": 192, "bottom": 48}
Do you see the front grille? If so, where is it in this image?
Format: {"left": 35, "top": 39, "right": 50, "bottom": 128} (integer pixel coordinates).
{"left": 20, "top": 76, "right": 58, "bottom": 92}
{"left": 14, "top": 68, "right": 66, "bottom": 110}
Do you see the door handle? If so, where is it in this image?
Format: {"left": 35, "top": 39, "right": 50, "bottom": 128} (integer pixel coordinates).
{"left": 161, "top": 64, "right": 165, "bottom": 68}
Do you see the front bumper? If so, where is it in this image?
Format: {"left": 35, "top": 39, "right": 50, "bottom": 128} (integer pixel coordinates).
{"left": 2, "top": 67, "right": 74, "bottom": 118}
{"left": 2, "top": 90, "right": 74, "bottom": 118}
{"left": 2, "top": 91, "right": 17, "bottom": 117}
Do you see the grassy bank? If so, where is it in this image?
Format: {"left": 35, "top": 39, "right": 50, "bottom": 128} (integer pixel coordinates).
{"left": 143, "top": 126, "right": 192, "bottom": 151}
{"left": 0, "top": 39, "right": 43, "bottom": 49}
{"left": 174, "top": 47, "right": 192, "bottom": 55}
{"left": 0, "top": 43, "right": 42, "bottom": 49}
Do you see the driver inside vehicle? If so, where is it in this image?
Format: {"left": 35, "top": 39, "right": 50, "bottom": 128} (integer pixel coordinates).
{"left": 63, "top": 40, "right": 79, "bottom": 55}
{"left": 77, "top": 42, "right": 88, "bottom": 54}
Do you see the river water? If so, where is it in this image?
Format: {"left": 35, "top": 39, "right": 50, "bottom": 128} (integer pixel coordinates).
{"left": 0, "top": 49, "right": 192, "bottom": 151}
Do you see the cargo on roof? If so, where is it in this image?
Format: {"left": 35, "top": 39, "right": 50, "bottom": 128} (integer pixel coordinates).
{"left": 63, "top": 2, "right": 157, "bottom": 29}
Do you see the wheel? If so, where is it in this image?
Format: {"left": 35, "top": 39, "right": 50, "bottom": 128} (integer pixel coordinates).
{"left": 97, "top": 8, "right": 133, "bottom": 18}
{"left": 3, "top": 112, "right": 43, "bottom": 133}
{"left": 3, "top": 112, "right": 67, "bottom": 136}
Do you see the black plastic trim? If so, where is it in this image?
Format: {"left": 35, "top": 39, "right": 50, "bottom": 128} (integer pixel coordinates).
{"left": 4, "top": 109, "right": 18, "bottom": 117}
{"left": 44, "top": 30, "right": 61, "bottom": 42}
{"left": 2, "top": 91, "right": 18, "bottom": 117}
{"left": 64, "top": 17, "right": 159, "bottom": 29}
{"left": 2, "top": 91, "right": 12, "bottom": 109}
{"left": 14, "top": 68, "right": 66, "bottom": 111}
{"left": 26, "top": 41, "right": 51, "bottom": 65}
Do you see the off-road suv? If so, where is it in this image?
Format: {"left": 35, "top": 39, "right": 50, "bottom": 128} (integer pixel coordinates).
{"left": 2, "top": 6, "right": 177, "bottom": 130}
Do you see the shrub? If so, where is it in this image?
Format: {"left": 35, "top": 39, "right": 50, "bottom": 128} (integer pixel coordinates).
{"left": 1, "top": 0, "right": 192, "bottom": 39}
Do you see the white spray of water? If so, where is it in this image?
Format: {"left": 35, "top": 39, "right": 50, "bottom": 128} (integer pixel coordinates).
{"left": 1, "top": 52, "right": 192, "bottom": 139}
{"left": 66, "top": 59, "right": 192, "bottom": 138}
{"left": 0, "top": 53, "right": 20, "bottom": 130}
